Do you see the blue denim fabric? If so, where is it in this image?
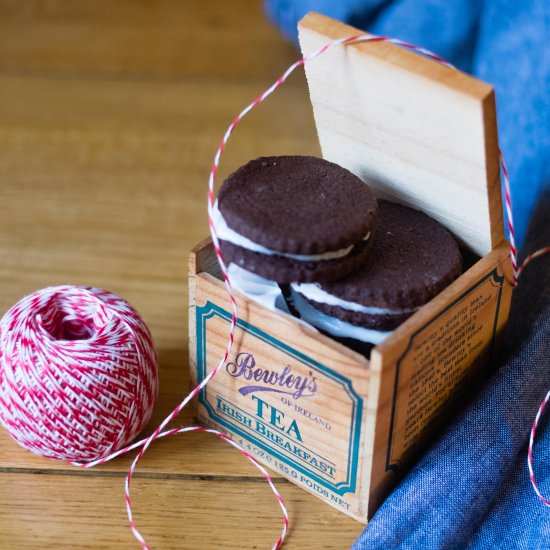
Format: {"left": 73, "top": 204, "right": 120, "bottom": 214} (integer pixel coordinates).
{"left": 350, "top": 193, "right": 550, "bottom": 549}
{"left": 265, "top": 0, "right": 550, "bottom": 252}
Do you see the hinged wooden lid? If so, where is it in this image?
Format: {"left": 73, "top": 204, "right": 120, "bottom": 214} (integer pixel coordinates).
{"left": 298, "top": 12, "right": 504, "bottom": 256}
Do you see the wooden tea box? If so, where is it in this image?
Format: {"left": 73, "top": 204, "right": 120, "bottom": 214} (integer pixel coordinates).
{"left": 188, "top": 13, "right": 514, "bottom": 522}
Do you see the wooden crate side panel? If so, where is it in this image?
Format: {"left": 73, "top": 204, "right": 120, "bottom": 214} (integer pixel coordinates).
{"left": 481, "top": 93, "right": 505, "bottom": 252}
{"left": 367, "top": 243, "right": 513, "bottom": 515}
{"left": 190, "top": 268, "right": 373, "bottom": 520}
{"left": 298, "top": 12, "right": 504, "bottom": 257}
{"left": 189, "top": 237, "right": 221, "bottom": 281}
{"left": 357, "top": 351, "right": 382, "bottom": 521}
{"left": 189, "top": 238, "right": 221, "bottom": 388}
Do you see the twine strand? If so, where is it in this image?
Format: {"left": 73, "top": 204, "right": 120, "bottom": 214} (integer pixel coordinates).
{"left": 95, "top": 32, "right": 550, "bottom": 546}
{"left": 2, "top": 33, "right": 549, "bottom": 550}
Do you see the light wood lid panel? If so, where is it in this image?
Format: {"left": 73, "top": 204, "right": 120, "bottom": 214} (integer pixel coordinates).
{"left": 298, "top": 12, "right": 504, "bottom": 256}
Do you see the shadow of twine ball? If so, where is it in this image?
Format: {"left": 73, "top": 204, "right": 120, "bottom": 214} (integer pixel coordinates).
{"left": 0, "top": 286, "right": 159, "bottom": 462}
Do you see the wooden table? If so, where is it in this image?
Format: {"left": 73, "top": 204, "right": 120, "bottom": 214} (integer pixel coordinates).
{"left": 0, "top": 2, "right": 364, "bottom": 547}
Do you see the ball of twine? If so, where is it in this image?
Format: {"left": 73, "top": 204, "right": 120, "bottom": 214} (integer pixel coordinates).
{"left": 0, "top": 285, "right": 159, "bottom": 462}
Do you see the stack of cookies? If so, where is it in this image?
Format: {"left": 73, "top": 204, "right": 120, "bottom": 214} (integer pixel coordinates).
{"left": 213, "top": 155, "right": 462, "bottom": 353}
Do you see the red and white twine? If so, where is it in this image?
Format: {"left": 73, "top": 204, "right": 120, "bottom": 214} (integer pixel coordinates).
{"left": 0, "top": 34, "right": 549, "bottom": 549}
{"left": 0, "top": 286, "right": 159, "bottom": 462}
{"left": 528, "top": 388, "right": 550, "bottom": 506}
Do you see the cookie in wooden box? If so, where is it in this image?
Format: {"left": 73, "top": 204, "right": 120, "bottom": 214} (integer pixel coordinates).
{"left": 189, "top": 12, "right": 513, "bottom": 523}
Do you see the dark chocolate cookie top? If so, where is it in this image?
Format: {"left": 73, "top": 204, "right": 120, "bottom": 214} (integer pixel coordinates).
{"left": 318, "top": 200, "right": 462, "bottom": 309}
{"left": 218, "top": 156, "right": 378, "bottom": 255}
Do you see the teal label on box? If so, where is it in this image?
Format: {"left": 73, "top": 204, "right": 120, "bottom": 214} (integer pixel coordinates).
{"left": 386, "top": 268, "right": 505, "bottom": 471}
{"left": 196, "top": 302, "right": 363, "bottom": 498}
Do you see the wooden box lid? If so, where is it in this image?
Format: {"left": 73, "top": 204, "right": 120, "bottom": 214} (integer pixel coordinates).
{"left": 298, "top": 13, "right": 504, "bottom": 257}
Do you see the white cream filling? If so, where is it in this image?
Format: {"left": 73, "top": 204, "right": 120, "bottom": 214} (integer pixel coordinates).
{"left": 291, "top": 283, "right": 418, "bottom": 316}
{"left": 225, "top": 263, "right": 392, "bottom": 346}
{"left": 291, "top": 289, "right": 391, "bottom": 345}
{"left": 227, "top": 263, "right": 290, "bottom": 314}
{"left": 211, "top": 200, "right": 369, "bottom": 262}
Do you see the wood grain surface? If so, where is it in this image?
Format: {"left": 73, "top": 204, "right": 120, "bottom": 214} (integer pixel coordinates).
{"left": 299, "top": 13, "right": 504, "bottom": 258}
{"left": 0, "top": 1, "right": 364, "bottom": 548}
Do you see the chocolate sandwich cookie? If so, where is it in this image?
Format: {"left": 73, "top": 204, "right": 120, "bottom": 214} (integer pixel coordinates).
{"left": 291, "top": 200, "right": 462, "bottom": 345}
{"left": 212, "top": 156, "right": 378, "bottom": 283}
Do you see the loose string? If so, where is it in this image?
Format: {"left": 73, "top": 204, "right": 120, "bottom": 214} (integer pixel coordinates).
{"left": 528, "top": 389, "right": 550, "bottom": 506}
{"left": 524, "top": 246, "right": 550, "bottom": 506}
{"left": 66, "top": 34, "right": 550, "bottom": 548}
